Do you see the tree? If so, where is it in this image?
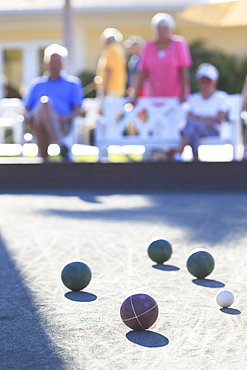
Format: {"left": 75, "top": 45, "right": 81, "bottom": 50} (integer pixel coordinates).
{"left": 189, "top": 39, "right": 247, "bottom": 94}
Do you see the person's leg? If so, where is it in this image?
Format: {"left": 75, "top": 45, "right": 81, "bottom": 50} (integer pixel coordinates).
{"left": 37, "top": 97, "right": 73, "bottom": 161}
{"left": 187, "top": 119, "right": 219, "bottom": 161}
{"left": 32, "top": 97, "right": 63, "bottom": 160}
{"left": 178, "top": 135, "right": 191, "bottom": 155}
{"left": 35, "top": 121, "right": 49, "bottom": 159}
{"left": 243, "top": 128, "right": 247, "bottom": 160}
{"left": 189, "top": 129, "right": 200, "bottom": 161}
{"left": 174, "top": 118, "right": 199, "bottom": 161}
{"left": 35, "top": 96, "right": 62, "bottom": 143}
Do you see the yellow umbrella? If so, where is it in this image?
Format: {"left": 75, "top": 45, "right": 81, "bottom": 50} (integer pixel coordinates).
{"left": 179, "top": 0, "right": 247, "bottom": 27}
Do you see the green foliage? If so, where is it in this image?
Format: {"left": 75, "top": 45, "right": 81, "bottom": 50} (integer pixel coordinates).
{"left": 189, "top": 39, "right": 247, "bottom": 94}
{"left": 77, "top": 70, "right": 96, "bottom": 98}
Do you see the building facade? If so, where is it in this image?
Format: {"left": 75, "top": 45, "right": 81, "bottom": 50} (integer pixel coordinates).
{"left": 0, "top": 0, "right": 246, "bottom": 99}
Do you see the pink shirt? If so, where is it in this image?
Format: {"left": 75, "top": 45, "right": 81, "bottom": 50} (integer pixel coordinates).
{"left": 138, "top": 36, "right": 192, "bottom": 97}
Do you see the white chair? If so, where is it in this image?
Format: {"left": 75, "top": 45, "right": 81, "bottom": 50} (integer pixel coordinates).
{"left": 60, "top": 98, "right": 101, "bottom": 161}
{"left": 0, "top": 98, "right": 24, "bottom": 145}
{"left": 199, "top": 93, "right": 243, "bottom": 160}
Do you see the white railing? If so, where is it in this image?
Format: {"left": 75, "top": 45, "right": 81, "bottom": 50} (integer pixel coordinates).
{"left": 0, "top": 95, "right": 243, "bottom": 161}
{"left": 0, "top": 98, "right": 24, "bottom": 144}
{"left": 94, "top": 95, "right": 243, "bottom": 161}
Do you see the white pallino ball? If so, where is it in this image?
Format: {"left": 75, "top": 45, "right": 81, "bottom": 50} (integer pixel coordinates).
{"left": 216, "top": 289, "right": 234, "bottom": 308}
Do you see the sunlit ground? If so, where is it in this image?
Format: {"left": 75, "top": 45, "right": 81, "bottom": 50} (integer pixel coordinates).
{"left": 182, "top": 143, "right": 243, "bottom": 162}
{"left": 0, "top": 142, "right": 244, "bottom": 163}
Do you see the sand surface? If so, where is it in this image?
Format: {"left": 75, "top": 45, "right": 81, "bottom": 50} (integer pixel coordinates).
{"left": 0, "top": 191, "right": 246, "bottom": 369}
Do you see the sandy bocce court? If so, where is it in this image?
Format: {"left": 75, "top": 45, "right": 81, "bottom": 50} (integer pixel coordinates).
{"left": 0, "top": 191, "right": 246, "bottom": 369}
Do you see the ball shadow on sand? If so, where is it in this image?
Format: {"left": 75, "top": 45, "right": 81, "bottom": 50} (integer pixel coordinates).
{"left": 64, "top": 291, "right": 97, "bottom": 302}
{"left": 220, "top": 307, "right": 241, "bottom": 315}
{"left": 192, "top": 279, "right": 225, "bottom": 288}
{"left": 126, "top": 330, "right": 169, "bottom": 348}
{"left": 152, "top": 264, "right": 180, "bottom": 271}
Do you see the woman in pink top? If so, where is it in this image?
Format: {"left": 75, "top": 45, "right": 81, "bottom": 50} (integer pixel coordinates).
{"left": 131, "top": 13, "right": 192, "bottom": 103}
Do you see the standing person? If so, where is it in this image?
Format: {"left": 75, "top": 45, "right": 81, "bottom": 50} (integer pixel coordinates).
{"left": 95, "top": 28, "right": 127, "bottom": 98}
{"left": 24, "top": 44, "right": 84, "bottom": 162}
{"left": 124, "top": 35, "right": 145, "bottom": 96}
{"left": 130, "top": 12, "right": 192, "bottom": 103}
{"left": 173, "top": 63, "right": 228, "bottom": 161}
{"left": 241, "top": 75, "right": 247, "bottom": 159}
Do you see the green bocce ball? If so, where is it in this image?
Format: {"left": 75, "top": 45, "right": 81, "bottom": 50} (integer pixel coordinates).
{"left": 61, "top": 260, "right": 92, "bottom": 291}
{"left": 186, "top": 249, "right": 215, "bottom": 279}
{"left": 147, "top": 237, "right": 173, "bottom": 264}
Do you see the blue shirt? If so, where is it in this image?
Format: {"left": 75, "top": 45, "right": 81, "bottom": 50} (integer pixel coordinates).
{"left": 24, "top": 74, "right": 84, "bottom": 115}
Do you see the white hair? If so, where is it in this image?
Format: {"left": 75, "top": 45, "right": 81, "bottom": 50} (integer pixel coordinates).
{"left": 151, "top": 13, "right": 176, "bottom": 32}
{"left": 43, "top": 44, "right": 68, "bottom": 64}
{"left": 100, "top": 28, "right": 123, "bottom": 43}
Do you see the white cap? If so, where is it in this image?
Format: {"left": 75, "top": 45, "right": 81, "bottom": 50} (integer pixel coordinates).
{"left": 100, "top": 28, "right": 123, "bottom": 43}
{"left": 196, "top": 63, "right": 219, "bottom": 81}
{"left": 43, "top": 44, "right": 68, "bottom": 63}
{"left": 123, "top": 35, "right": 145, "bottom": 49}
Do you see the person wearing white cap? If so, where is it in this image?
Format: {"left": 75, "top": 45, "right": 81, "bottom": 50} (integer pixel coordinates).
{"left": 129, "top": 12, "right": 192, "bottom": 104}
{"left": 195, "top": 63, "right": 219, "bottom": 81}
{"left": 240, "top": 76, "right": 247, "bottom": 159}
{"left": 95, "top": 28, "right": 127, "bottom": 98}
{"left": 124, "top": 35, "right": 145, "bottom": 96}
{"left": 173, "top": 63, "right": 228, "bottom": 161}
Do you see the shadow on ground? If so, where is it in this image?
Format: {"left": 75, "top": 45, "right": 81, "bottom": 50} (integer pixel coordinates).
{"left": 64, "top": 291, "right": 97, "bottom": 302}
{"left": 4, "top": 191, "right": 247, "bottom": 246}
{"left": 126, "top": 330, "right": 169, "bottom": 348}
{"left": 192, "top": 278, "right": 225, "bottom": 288}
{"left": 220, "top": 308, "right": 241, "bottom": 315}
{"left": 0, "top": 233, "right": 64, "bottom": 368}
{"left": 152, "top": 264, "right": 180, "bottom": 271}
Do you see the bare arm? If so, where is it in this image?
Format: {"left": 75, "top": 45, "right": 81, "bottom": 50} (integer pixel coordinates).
{"left": 179, "top": 67, "right": 190, "bottom": 103}
{"left": 241, "top": 75, "right": 247, "bottom": 111}
{"left": 129, "top": 70, "right": 147, "bottom": 105}
{"left": 59, "top": 105, "right": 84, "bottom": 125}
{"left": 188, "top": 110, "right": 227, "bottom": 127}
{"left": 94, "top": 68, "right": 112, "bottom": 98}
{"left": 24, "top": 107, "right": 36, "bottom": 127}
{"left": 102, "top": 68, "right": 112, "bottom": 97}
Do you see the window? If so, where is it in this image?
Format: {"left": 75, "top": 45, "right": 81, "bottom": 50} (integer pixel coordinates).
{"left": 39, "top": 48, "right": 45, "bottom": 76}
{"left": 4, "top": 49, "right": 22, "bottom": 98}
